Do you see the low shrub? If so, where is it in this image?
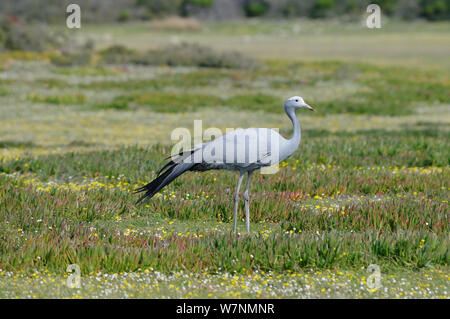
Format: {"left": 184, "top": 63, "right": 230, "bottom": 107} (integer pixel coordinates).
{"left": 99, "top": 45, "right": 138, "bottom": 64}
{"left": 0, "top": 16, "right": 66, "bottom": 52}
{"left": 136, "top": 42, "right": 257, "bottom": 69}
{"left": 97, "top": 42, "right": 257, "bottom": 69}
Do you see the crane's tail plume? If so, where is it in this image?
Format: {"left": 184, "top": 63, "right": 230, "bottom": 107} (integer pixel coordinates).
{"left": 135, "top": 162, "right": 195, "bottom": 204}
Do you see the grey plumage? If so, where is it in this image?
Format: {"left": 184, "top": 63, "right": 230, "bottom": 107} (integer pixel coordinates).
{"left": 135, "top": 96, "right": 314, "bottom": 232}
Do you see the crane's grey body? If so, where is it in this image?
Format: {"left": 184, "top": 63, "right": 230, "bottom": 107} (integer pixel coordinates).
{"left": 135, "top": 96, "right": 314, "bottom": 233}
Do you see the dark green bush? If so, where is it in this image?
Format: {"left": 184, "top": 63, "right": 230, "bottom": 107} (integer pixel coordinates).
{"left": 118, "top": 10, "right": 131, "bottom": 22}
{"left": 244, "top": 0, "right": 271, "bottom": 17}
{"left": 311, "top": 0, "right": 336, "bottom": 18}
{"left": 421, "top": 0, "right": 449, "bottom": 20}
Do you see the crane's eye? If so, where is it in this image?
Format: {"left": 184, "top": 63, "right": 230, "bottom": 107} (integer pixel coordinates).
{"left": 295, "top": 99, "right": 298, "bottom": 102}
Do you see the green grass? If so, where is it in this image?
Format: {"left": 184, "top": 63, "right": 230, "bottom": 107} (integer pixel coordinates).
{"left": 105, "top": 92, "right": 223, "bottom": 112}
{"left": 27, "top": 93, "right": 87, "bottom": 105}
{"left": 2, "top": 129, "right": 448, "bottom": 178}
{"left": 14, "top": 60, "right": 449, "bottom": 115}
{"left": 0, "top": 174, "right": 447, "bottom": 274}
{"left": 0, "top": 19, "right": 449, "bottom": 298}
{"left": 1, "top": 134, "right": 448, "bottom": 274}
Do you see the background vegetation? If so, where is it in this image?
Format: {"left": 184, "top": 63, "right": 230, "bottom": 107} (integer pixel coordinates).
{"left": 0, "top": 5, "right": 448, "bottom": 298}
{"left": 0, "top": 0, "right": 449, "bottom": 22}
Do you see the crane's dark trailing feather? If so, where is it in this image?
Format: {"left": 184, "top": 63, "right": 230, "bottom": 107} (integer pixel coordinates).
{"left": 135, "top": 161, "right": 196, "bottom": 204}
{"left": 155, "top": 149, "right": 199, "bottom": 177}
{"left": 156, "top": 159, "right": 175, "bottom": 177}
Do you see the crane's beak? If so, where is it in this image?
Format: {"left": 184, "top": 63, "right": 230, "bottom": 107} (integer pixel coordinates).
{"left": 304, "top": 104, "right": 315, "bottom": 112}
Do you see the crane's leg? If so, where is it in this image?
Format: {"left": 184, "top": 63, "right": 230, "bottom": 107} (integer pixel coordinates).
{"left": 243, "top": 171, "right": 253, "bottom": 233}
{"left": 233, "top": 172, "right": 245, "bottom": 234}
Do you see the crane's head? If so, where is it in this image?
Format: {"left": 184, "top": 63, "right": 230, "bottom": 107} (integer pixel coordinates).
{"left": 284, "top": 96, "right": 315, "bottom": 112}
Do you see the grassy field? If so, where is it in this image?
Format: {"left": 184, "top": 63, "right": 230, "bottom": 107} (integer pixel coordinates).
{"left": 0, "top": 19, "right": 449, "bottom": 298}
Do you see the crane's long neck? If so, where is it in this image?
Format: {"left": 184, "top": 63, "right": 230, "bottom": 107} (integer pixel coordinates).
{"left": 286, "top": 106, "right": 301, "bottom": 150}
